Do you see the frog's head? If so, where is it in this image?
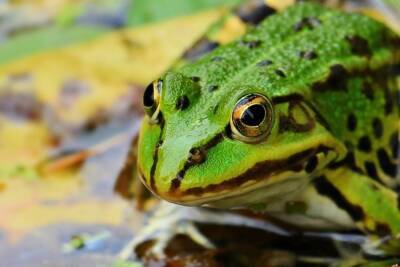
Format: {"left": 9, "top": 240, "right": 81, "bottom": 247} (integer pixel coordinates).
{"left": 137, "top": 71, "right": 346, "bottom": 209}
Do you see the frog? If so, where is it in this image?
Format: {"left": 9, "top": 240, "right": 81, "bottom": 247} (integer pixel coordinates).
{"left": 120, "top": 0, "right": 400, "bottom": 263}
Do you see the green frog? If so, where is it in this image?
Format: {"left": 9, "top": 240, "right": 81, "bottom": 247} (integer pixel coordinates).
{"left": 122, "top": 0, "right": 400, "bottom": 263}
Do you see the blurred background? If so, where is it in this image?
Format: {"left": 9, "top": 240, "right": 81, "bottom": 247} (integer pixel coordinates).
{"left": 0, "top": 1, "right": 398, "bottom": 267}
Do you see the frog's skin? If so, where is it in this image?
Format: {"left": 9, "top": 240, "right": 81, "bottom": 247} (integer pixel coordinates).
{"left": 136, "top": 1, "right": 400, "bottom": 257}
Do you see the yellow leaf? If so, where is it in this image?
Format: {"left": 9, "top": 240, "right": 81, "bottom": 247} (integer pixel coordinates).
{"left": 0, "top": 8, "right": 226, "bottom": 124}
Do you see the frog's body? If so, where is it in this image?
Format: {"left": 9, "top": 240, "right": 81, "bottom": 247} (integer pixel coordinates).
{"left": 135, "top": 1, "right": 400, "bottom": 257}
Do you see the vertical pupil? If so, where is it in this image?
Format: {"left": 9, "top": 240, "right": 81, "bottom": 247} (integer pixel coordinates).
{"left": 143, "top": 83, "right": 155, "bottom": 107}
{"left": 241, "top": 104, "right": 266, "bottom": 126}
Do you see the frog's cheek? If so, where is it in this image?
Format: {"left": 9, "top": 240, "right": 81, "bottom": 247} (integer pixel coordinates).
{"left": 198, "top": 143, "right": 342, "bottom": 210}
{"left": 158, "top": 122, "right": 346, "bottom": 208}
{"left": 137, "top": 117, "right": 162, "bottom": 193}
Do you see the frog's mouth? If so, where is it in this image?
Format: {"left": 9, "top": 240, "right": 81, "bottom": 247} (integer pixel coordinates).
{"left": 159, "top": 145, "right": 339, "bottom": 208}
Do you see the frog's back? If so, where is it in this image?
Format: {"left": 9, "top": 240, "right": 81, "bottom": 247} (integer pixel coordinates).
{"left": 179, "top": 2, "right": 400, "bottom": 187}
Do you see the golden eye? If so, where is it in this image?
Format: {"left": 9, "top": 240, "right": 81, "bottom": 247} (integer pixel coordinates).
{"left": 143, "top": 79, "right": 162, "bottom": 122}
{"left": 230, "top": 93, "right": 274, "bottom": 143}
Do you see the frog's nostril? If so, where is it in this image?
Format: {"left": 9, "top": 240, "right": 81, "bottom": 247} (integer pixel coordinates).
{"left": 188, "top": 148, "right": 206, "bottom": 164}
{"left": 156, "top": 140, "right": 163, "bottom": 149}
{"left": 169, "top": 148, "right": 207, "bottom": 193}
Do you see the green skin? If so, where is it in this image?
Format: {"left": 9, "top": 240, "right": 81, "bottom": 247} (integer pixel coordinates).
{"left": 137, "top": 3, "right": 400, "bottom": 255}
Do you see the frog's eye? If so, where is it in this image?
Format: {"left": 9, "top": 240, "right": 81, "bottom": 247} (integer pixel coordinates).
{"left": 230, "top": 93, "right": 274, "bottom": 143}
{"left": 143, "top": 79, "right": 162, "bottom": 122}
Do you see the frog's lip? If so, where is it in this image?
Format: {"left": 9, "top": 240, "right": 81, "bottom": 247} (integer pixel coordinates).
{"left": 165, "top": 172, "right": 309, "bottom": 208}
{"left": 160, "top": 145, "right": 337, "bottom": 206}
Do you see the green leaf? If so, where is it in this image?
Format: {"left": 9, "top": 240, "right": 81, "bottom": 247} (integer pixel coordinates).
{"left": 56, "top": 4, "right": 86, "bottom": 26}
{"left": 127, "top": 0, "right": 242, "bottom": 26}
{"left": 0, "top": 25, "right": 107, "bottom": 66}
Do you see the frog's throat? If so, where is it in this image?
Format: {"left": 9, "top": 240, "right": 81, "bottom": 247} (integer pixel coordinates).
{"left": 155, "top": 145, "right": 339, "bottom": 206}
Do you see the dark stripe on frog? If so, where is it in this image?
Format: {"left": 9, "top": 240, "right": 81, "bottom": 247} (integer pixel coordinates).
{"left": 314, "top": 175, "right": 393, "bottom": 237}
{"left": 183, "top": 38, "right": 220, "bottom": 61}
{"left": 345, "top": 35, "right": 371, "bottom": 57}
{"left": 312, "top": 64, "right": 349, "bottom": 92}
{"left": 234, "top": 0, "right": 276, "bottom": 25}
{"left": 389, "top": 131, "right": 399, "bottom": 159}
{"left": 397, "top": 192, "right": 400, "bottom": 211}
{"left": 149, "top": 113, "right": 165, "bottom": 193}
{"left": 362, "top": 81, "right": 374, "bottom": 100}
{"left": 293, "top": 16, "right": 321, "bottom": 32}
{"left": 328, "top": 151, "right": 364, "bottom": 175}
{"left": 311, "top": 64, "right": 396, "bottom": 93}
{"left": 364, "top": 161, "right": 380, "bottom": 181}
{"left": 377, "top": 148, "right": 397, "bottom": 177}
{"left": 169, "top": 133, "right": 224, "bottom": 192}
{"left": 312, "top": 64, "right": 399, "bottom": 122}
{"left": 314, "top": 175, "right": 365, "bottom": 222}
{"left": 272, "top": 93, "right": 304, "bottom": 104}
{"left": 347, "top": 113, "right": 357, "bottom": 132}
{"left": 305, "top": 155, "right": 318, "bottom": 173}
{"left": 372, "top": 117, "right": 383, "bottom": 139}
{"left": 329, "top": 152, "right": 386, "bottom": 185}
{"left": 272, "top": 93, "right": 331, "bottom": 131}
{"left": 279, "top": 100, "right": 315, "bottom": 133}
{"left": 384, "top": 89, "right": 394, "bottom": 115}
{"left": 174, "top": 146, "right": 332, "bottom": 196}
